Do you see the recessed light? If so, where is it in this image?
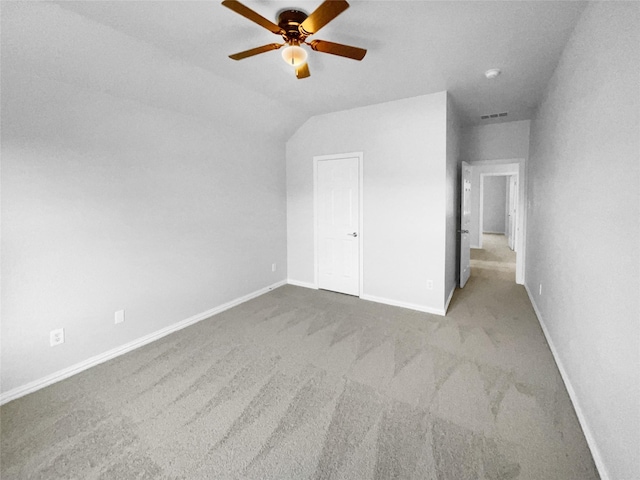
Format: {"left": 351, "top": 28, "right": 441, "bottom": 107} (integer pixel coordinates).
{"left": 485, "top": 68, "right": 501, "bottom": 79}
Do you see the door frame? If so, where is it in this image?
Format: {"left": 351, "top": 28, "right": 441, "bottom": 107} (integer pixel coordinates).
{"left": 507, "top": 175, "right": 517, "bottom": 250}
{"left": 471, "top": 159, "right": 527, "bottom": 285}
{"left": 313, "top": 152, "right": 364, "bottom": 296}
{"left": 478, "top": 172, "right": 517, "bottom": 248}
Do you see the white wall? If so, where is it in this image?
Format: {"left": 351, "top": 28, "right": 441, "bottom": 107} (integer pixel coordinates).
{"left": 526, "top": 2, "right": 639, "bottom": 479}
{"left": 287, "top": 92, "right": 451, "bottom": 314}
{"left": 482, "top": 176, "right": 507, "bottom": 234}
{"left": 1, "top": 4, "right": 294, "bottom": 395}
{"left": 461, "top": 121, "right": 530, "bottom": 248}
{"left": 461, "top": 120, "right": 530, "bottom": 162}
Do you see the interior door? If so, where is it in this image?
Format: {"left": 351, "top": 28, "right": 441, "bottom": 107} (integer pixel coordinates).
{"left": 459, "top": 162, "right": 472, "bottom": 287}
{"left": 317, "top": 156, "right": 360, "bottom": 296}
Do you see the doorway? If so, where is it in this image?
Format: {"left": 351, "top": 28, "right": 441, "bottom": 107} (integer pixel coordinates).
{"left": 314, "top": 152, "right": 363, "bottom": 296}
{"left": 476, "top": 172, "right": 518, "bottom": 281}
{"left": 459, "top": 159, "right": 526, "bottom": 285}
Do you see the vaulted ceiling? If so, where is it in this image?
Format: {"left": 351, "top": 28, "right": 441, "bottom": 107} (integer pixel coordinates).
{"left": 2, "top": 1, "right": 586, "bottom": 140}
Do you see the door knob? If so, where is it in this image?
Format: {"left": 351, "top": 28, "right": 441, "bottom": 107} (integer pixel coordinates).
{"left": 458, "top": 229, "right": 469, "bottom": 234}
{"left": 347, "top": 232, "right": 358, "bottom": 237}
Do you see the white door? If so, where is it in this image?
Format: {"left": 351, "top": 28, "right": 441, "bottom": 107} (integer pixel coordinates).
{"left": 316, "top": 156, "right": 360, "bottom": 296}
{"left": 459, "top": 162, "right": 472, "bottom": 287}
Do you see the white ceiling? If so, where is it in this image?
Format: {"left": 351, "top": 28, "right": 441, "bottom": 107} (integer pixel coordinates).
{"left": 2, "top": 1, "right": 586, "bottom": 139}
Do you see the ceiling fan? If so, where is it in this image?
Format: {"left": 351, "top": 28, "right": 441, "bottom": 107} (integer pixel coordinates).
{"left": 221, "top": 0, "right": 367, "bottom": 79}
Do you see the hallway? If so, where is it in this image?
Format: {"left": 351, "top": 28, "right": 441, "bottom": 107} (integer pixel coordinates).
{"left": 471, "top": 233, "right": 517, "bottom": 281}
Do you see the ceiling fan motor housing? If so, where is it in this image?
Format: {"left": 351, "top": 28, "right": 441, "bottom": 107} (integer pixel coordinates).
{"left": 278, "top": 10, "right": 308, "bottom": 41}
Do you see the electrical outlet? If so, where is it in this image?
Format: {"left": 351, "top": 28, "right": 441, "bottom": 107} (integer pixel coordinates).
{"left": 50, "top": 328, "right": 64, "bottom": 347}
{"left": 427, "top": 279, "right": 434, "bottom": 290}
{"left": 539, "top": 283, "right": 542, "bottom": 295}
{"left": 272, "top": 263, "right": 277, "bottom": 272}
{"left": 115, "top": 309, "right": 125, "bottom": 324}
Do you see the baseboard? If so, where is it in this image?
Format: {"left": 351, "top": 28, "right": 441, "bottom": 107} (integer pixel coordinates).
{"left": 471, "top": 244, "right": 481, "bottom": 249}
{"left": 287, "top": 279, "right": 318, "bottom": 289}
{"left": 524, "top": 283, "right": 610, "bottom": 480}
{"left": 360, "top": 294, "right": 445, "bottom": 316}
{"left": 0, "top": 280, "right": 287, "bottom": 406}
{"left": 444, "top": 285, "right": 456, "bottom": 314}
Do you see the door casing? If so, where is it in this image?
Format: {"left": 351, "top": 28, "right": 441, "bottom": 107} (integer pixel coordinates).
{"left": 507, "top": 175, "right": 517, "bottom": 250}
{"left": 479, "top": 172, "right": 518, "bottom": 250}
{"left": 472, "top": 159, "right": 526, "bottom": 284}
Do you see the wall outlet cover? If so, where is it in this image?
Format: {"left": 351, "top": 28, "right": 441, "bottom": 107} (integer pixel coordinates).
{"left": 50, "top": 328, "right": 64, "bottom": 347}
{"left": 115, "top": 310, "right": 125, "bottom": 324}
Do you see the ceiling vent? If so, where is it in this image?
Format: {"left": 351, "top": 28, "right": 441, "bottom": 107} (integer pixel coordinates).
{"left": 481, "top": 112, "right": 508, "bottom": 120}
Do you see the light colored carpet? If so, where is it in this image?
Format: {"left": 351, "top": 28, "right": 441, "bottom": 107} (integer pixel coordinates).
{"left": 472, "top": 233, "right": 515, "bottom": 260}
{"left": 471, "top": 234, "right": 517, "bottom": 281}
{"left": 1, "top": 269, "right": 598, "bottom": 479}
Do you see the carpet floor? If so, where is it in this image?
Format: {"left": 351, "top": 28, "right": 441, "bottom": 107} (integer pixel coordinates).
{"left": 1, "top": 262, "right": 598, "bottom": 478}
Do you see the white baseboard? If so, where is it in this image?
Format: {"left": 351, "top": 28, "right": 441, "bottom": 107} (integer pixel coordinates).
{"left": 287, "top": 279, "right": 318, "bottom": 289}
{"left": 360, "top": 294, "right": 445, "bottom": 316}
{"left": 0, "top": 280, "right": 287, "bottom": 406}
{"left": 444, "top": 285, "right": 456, "bottom": 314}
{"left": 524, "top": 283, "right": 609, "bottom": 480}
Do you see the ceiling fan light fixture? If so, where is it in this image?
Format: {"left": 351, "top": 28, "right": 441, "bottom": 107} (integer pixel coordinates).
{"left": 281, "top": 44, "right": 308, "bottom": 67}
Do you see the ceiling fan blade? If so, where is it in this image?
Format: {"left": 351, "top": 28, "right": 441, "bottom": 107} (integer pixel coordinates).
{"left": 296, "top": 63, "right": 310, "bottom": 79}
{"left": 308, "top": 39, "right": 366, "bottom": 60}
{"left": 229, "top": 43, "right": 283, "bottom": 60}
{"left": 221, "top": 0, "right": 285, "bottom": 35}
{"left": 299, "top": 0, "right": 349, "bottom": 35}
